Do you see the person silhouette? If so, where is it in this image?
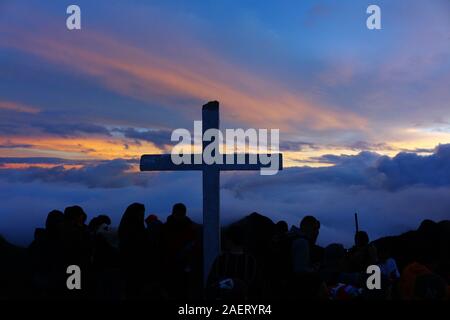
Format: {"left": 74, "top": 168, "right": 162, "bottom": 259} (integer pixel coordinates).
{"left": 63, "top": 206, "right": 91, "bottom": 256}
{"left": 266, "top": 220, "right": 291, "bottom": 298}
{"left": 162, "top": 203, "right": 201, "bottom": 299}
{"left": 145, "top": 214, "right": 163, "bottom": 249}
{"left": 275, "top": 220, "right": 288, "bottom": 234}
{"left": 46, "top": 210, "right": 65, "bottom": 236}
{"left": 118, "top": 203, "right": 148, "bottom": 298}
{"left": 291, "top": 216, "right": 321, "bottom": 273}
{"left": 88, "top": 214, "right": 111, "bottom": 234}
{"left": 61, "top": 205, "right": 92, "bottom": 298}
{"left": 348, "top": 231, "right": 378, "bottom": 273}
{"left": 28, "top": 210, "right": 65, "bottom": 297}
{"left": 289, "top": 216, "right": 324, "bottom": 298}
{"left": 89, "top": 214, "right": 119, "bottom": 299}
{"left": 207, "top": 225, "right": 258, "bottom": 300}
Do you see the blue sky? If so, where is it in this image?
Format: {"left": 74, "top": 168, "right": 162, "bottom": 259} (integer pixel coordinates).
{"left": 0, "top": 1, "right": 449, "bottom": 246}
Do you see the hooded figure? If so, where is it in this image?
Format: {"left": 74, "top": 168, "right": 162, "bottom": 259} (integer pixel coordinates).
{"left": 118, "top": 203, "right": 148, "bottom": 298}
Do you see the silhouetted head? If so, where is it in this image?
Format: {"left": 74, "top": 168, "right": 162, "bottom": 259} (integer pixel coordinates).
{"left": 323, "top": 243, "right": 346, "bottom": 267}
{"left": 321, "top": 243, "right": 346, "bottom": 285}
{"left": 64, "top": 205, "right": 87, "bottom": 227}
{"left": 225, "top": 225, "right": 245, "bottom": 249}
{"left": 299, "top": 215, "right": 320, "bottom": 243}
{"left": 118, "top": 203, "right": 145, "bottom": 240}
{"left": 88, "top": 214, "right": 111, "bottom": 233}
{"left": 145, "top": 214, "right": 157, "bottom": 223}
{"left": 275, "top": 221, "right": 288, "bottom": 234}
{"left": 145, "top": 214, "right": 161, "bottom": 226}
{"left": 355, "top": 231, "right": 369, "bottom": 248}
{"left": 172, "top": 203, "right": 187, "bottom": 217}
{"left": 45, "top": 210, "right": 64, "bottom": 232}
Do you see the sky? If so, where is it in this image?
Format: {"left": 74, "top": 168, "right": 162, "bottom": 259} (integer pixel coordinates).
{"left": 0, "top": 0, "right": 449, "bottom": 246}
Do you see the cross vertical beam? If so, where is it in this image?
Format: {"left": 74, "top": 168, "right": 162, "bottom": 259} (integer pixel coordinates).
{"left": 139, "top": 100, "right": 283, "bottom": 287}
{"left": 202, "top": 101, "right": 220, "bottom": 284}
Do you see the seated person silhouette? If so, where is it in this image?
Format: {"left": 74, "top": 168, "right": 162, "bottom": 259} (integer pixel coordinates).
{"left": 348, "top": 231, "right": 378, "bottom": 273}
{"left": 207, "top": 225, "right": 257, "bottom": 300}
{"left": 320, "top": 243, "right": 363, "bottom": 300}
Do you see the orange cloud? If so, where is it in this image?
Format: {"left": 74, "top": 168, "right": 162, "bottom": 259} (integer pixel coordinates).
{"left": 0, "top": 101, "right": 40, "bottom": 114}
{"left": 2, "top": 26, "right": 367, "bottom": 132}
{"left": 0, "top": 163, "right": 83, "bottom": 170}
{"left": 0, "top": 135, "right": 162, "bottom": 160}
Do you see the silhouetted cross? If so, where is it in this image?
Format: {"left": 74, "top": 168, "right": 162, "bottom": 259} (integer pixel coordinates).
{"left": 140, "top": 101, "right": 283, "bottom": 283}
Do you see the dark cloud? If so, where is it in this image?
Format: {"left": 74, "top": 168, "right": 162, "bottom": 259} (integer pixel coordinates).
{"left": 0, "top": 158, "right": 143, "bottom": 188}
{"left": 347, "top": 141, "right": 394, "bottom": 152}
{"left": 311, "top": 151, "right": 380, "bottom": 166}
{"left": 230, "top": 144, "right": 450, "bottom": 192}
{"left": 40, "top": 122, "right": 111, "bottom": 137}
{"left": 0, "top": 157, "right": 84, "bottom": 165}
{"left": 0, "top": 122, "right": 23, "bottom": 135}
{"left": 0, "top": 110, "right": 174, "bottom": 150}
{"left": 399, "top": 147, "right": 435, "bottom": 154}
{"left": 113, "top": 127, "right": 173, "bottom": 149}
{"left": 0, "top": 110, "right": 112, "bottom": 138}
{"left": 280, "top": 141, "right": 317, "bottom": 151}
{"left": 377, "top": 144, "right": 450, "bottom": 190}
{"left": 0, "top": 142, "right": 33, "bottom": 149}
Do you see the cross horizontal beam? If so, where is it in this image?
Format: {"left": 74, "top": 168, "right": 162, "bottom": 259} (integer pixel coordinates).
{"left": 140, "top": 153, "right": 283, "bottom": 171}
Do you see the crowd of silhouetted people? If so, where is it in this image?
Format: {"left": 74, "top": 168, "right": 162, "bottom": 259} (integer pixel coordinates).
{"left": 0, "top": 203, "right": 449, "bottom": 300}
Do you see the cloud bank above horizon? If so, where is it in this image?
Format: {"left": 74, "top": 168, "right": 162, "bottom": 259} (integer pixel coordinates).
{"left": 1, "top": 144, "right": 449, "bottom": 247}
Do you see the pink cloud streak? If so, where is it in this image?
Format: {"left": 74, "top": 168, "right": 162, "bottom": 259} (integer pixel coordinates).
{"left": 2, "top": 26, "right": 367, "bottom": 132}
